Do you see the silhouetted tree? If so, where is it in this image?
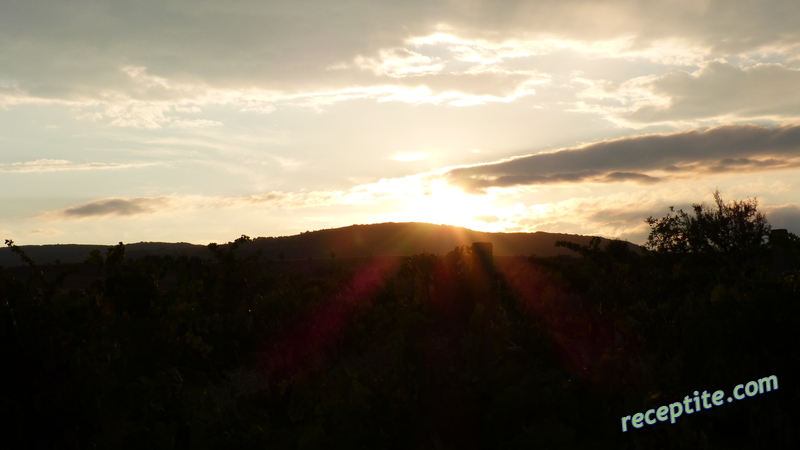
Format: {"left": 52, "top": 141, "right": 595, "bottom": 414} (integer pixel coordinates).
{"left": 644, "top": 189, "right": 770, "bottom": 256}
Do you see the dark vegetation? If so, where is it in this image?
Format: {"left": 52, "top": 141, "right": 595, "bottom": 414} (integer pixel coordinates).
{"left": 2, "top": 192, "right": 799, "bottom": 449}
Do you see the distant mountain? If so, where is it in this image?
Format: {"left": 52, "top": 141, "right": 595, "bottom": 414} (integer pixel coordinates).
{"left": 0, "top": 222, "right": 643, "bottom": 268}
{"left": 242, "top": 222, "right": 642, "bottom": 260}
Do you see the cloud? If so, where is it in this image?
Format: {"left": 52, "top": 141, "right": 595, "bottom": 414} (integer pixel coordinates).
{"left": 441, "top": 124, "right": 800, "bottom": 192}
{"left": 105, "top": 102, "right": 171, "bottom": 129}
{"left": 90, "top": 96, "right": 224, "bottom": 129}
{"left": 443, "top": 0, "right": 800, "bottom": 57}
{"left": 35, "top": 172, "right": 800, "bottom": 243}
{"left": 603, "top": 172, "right": 662, "bottom": 184}
{"left": 578, "top": 61, "right": 800, "bottom": 127}
{"left": 168, "top": 118, "right": 223, "bottom": 128}
{"left": 273, "top": 80, "right": 539, "bottom": 109}
{"left": 44, "top": 189, "right": 376, "bottom": 221}
{"left": 492, "top": 188, "right": 736, "bottom": 243}
{"left": 221, "top": 191, "right": 356, "bottom": 209}
{"left": 409, "top": 33, "right": 710, "bottom": 68}
{"left": 44, "top": 66, "right": 540, "bottom": 127}
{"left": 56, "top": 197, "right": 172, "bottom": 218}
{"left": 6, "top": 1, "right": 799, "bottom": 125}
{"left": 499, "top": 194, "right": 662, "bottom": 243}
{"left": 0, "top": 159, "right": 159, "bottom": 173}
{"left": 26, "top": 228, "right": 63, "bottom": 236}
{"left": 763, "top": 204, "right": 800, "bottom": 232}
{"left": 355, "top": 48, "right": 444, "bottom": 77}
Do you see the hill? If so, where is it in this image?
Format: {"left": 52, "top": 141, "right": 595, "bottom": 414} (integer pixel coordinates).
{"left": 0, "top": 222, "right": 642, "bottom": 268}
{"left": 243, "top": 222, "right": 641, "bottom": 260}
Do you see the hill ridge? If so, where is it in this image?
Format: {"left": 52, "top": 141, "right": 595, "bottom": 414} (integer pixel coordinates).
{"left": 0, "top": 222, "right": 641, "bottom": 267}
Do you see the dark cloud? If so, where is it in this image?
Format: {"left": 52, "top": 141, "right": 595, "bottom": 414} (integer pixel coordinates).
{"left": 443, "top": 124, "right": 800, "bottom": 192}
{"left": 764, "top": 204, "right": 800, "bottom": 233}
{"left": 704, "top": 157, "right": 792, "bottom": 174}
{"left": 60, "top": 197, "right": 170, "bottom": 217}
{"left": 603, "top": 172, "right": 661, "bottom": 184}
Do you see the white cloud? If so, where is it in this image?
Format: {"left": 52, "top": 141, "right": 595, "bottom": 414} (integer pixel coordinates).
{"left": 355, "top": 48, "right": 444, "bottom": 77}
{"left": 0, "top": 159, "right": 159, "bottom": 173}
{"left": 577, "top": 61, "right": 800, "bottom": 127}
{"left": 409, "top": 33, "right": 710, "bottom": 68}
{"left": 168, "top": 118, "right": 223, "bottom": 128}
{"left": 106, "top": 102, "right": 170, "bottom": 129}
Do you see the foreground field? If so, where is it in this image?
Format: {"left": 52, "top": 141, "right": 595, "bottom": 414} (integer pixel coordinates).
{"left": 2, "top": 236, "right": 798, "bottom": 449}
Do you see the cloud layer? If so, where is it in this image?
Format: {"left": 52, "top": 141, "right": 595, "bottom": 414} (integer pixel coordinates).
{"left": 4, "top": 1, "right": 800, "bottom": 128}
{"left": 57, "top": 197, "right": 172, "bottom": 218}
{"left": 443, "top": 124, "right": 800, "bottom": 192}
{"left": 0, "top": 159, "right": 158, "bottom": 173}
{"left": 578, "top": 62, "right": 800, "bottom": 126}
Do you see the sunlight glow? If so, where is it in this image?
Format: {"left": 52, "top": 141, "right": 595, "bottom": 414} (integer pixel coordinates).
{"left": 402, "top": 179, "right": 497, "bottom": 227}
{"left": 392, "top": 152, "right": 430, "bottom": 162}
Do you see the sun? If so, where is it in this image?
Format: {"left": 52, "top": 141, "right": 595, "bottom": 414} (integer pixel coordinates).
{"left": 403, "top": 179, "right": 498, "bottom": 228}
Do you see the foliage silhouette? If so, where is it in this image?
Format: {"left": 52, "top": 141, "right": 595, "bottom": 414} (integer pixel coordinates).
{"left": 645, "top": 189, "right": 770, "bottom": 256}
{"left": 2, "top": 200, "right": 799, "bottom": 449}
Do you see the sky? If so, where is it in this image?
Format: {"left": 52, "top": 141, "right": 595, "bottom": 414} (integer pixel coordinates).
{"left": 3, "top": 0, "right": 800, "bottom": 246}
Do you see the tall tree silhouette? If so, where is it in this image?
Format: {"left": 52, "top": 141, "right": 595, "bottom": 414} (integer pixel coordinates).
{"left": 645, "top": 189, "right": 770, "bottom": 256}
